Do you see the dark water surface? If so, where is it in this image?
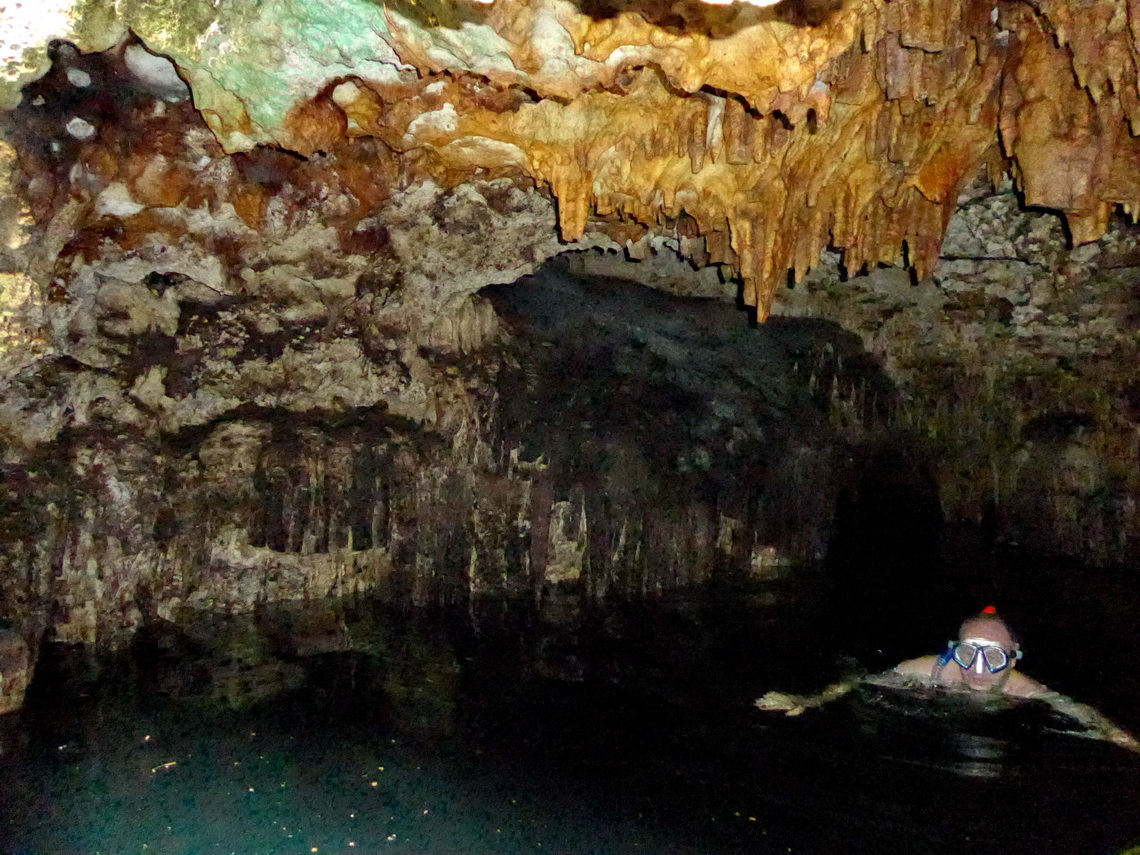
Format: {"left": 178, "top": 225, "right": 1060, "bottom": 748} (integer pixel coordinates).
{"left": 2, "top": 572, "right": 1139, "bottom": 855}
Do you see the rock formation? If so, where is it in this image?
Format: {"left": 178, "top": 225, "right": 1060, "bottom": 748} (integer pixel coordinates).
{"left": 0, "top": 0, "right": 1139, "bottom": 711}
{"left": 5, "top": 0, "right": 1140, "bottom": 317}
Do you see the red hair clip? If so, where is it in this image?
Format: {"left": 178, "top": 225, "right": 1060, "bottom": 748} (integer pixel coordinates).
{"left": 982, "top": 605, "right": 998, "bottom": 614}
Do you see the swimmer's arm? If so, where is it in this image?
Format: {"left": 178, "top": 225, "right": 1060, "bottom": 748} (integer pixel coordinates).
{"left": 892, "top": 655, "right": 940, "bottom": 680}
{"left": 755, "top": 676, "right": 865, "bottom": 716}
{"left": 1028, "top": 688, "right": 1140, "bottom": 753}
{"left": 755, "top": 657, "right": 936, "bottom": 716}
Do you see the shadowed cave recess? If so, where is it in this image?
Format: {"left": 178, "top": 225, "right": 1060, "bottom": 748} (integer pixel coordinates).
{"left": 0, "top": 0, "right": 1138, "bottom": 776}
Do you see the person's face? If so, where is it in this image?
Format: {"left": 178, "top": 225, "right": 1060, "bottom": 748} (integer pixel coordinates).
{"left": 955, "top": 618, "right": 1017, "bottom": 692}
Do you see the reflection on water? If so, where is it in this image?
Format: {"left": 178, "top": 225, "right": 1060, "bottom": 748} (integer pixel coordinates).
{"left": 1, "top": 579, "right": 1139, "bottom": 855}
{"left": 851, "top": 683, "right": 1061, "bottom": 783}
{"left": 951, "top": 733, "right": 1006, "bottom": 779}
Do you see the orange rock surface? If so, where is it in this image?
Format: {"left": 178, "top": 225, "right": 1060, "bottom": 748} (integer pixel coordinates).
{"left": 267, "top": 0, "right": 1140, "bottom": 318}
{"left": 9, "top": 0, "right": 1140, "bottom": 320}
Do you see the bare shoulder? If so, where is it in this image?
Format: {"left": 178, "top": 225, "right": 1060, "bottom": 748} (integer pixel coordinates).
{"left": 1003, "top": 670, "right": 1048, "bottom": 698}
{"left": 892, "top": 655, "right": 938, "bottom": 678}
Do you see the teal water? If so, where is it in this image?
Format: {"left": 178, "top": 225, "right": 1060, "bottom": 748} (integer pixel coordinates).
{"left": 2, "top": 579, "right": 1139, "bottom": 855}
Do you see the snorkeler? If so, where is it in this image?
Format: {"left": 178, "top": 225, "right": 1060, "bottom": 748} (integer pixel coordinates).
{"left": 891, "top": 606, "right": 1043, "bottom": 697}
{"left": 755, "top": 607, "right": 1140, "bottom": 752}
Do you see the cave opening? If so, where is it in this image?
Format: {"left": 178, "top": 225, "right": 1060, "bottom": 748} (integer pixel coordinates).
{"left": 482, "top": 252, "right": 931, "bottom": 593}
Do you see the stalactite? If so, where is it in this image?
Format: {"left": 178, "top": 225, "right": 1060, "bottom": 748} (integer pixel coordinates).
{"left": 4, "top": 2, "right": 1140, "bottom": 322}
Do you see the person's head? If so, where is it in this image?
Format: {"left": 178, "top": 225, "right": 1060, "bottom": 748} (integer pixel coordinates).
{"left": 947, "top": 607, "right": 1022, "bottom": 692}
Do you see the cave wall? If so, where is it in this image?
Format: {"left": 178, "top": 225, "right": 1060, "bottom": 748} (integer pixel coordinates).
{"left": 776, "top": 175, "right": 1140, "bottom": 567}
{"left": 1, "top": 2, "right": 1140, "bottom": 714}
{"left": 0, "top": 44, "right": 880, "bottom": 669}
{"left": 0, "top": 45, "right": 614, "bottom": 686}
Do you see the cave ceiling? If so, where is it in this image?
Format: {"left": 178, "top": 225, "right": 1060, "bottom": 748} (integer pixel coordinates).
{"left": 2, "top": 0, "right": 1140, "bottom": 319}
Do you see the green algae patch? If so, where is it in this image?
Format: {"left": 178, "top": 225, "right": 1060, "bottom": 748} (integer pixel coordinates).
{"left": 112, "top": 0, "right": 399, "bottom": 151}
{"left": 3, "top": 0, "right": 519, "bottom": 150}
{"left": 2, "top": 0, "right": 399, "bottom": 149}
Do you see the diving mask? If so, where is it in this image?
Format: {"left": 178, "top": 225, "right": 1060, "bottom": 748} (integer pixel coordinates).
{"left": 944, "top": 637, "right": 1022, "bottom": 674}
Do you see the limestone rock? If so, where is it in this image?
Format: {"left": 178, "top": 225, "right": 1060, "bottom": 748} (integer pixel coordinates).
{"left": 0, "top": 0, "right": 1139, "bottom": 678}
{"left": 5, "top": 0, "right": 1140, "bottom": 316}
{"left": 0, "top": 629, "right": 29, "bottom": 715}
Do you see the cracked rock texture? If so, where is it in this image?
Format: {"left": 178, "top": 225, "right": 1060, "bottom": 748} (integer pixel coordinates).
{"left": 0, "top": 8, "right": 1139, "bottom": 715}
{"left": 776, "top": 173, "right": 1140, "bottom": 568}
{"left": 5, "top": 0, "right": 1140, "bottom": 317}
